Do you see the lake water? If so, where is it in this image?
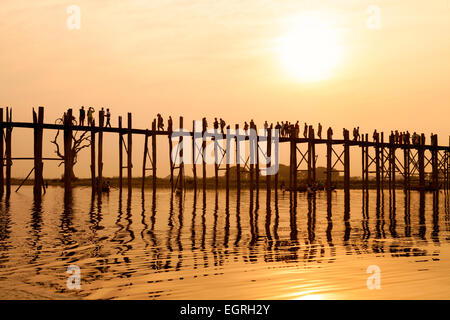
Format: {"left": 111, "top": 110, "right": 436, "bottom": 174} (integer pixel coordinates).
{"left": 0, "top": 186, "right": 449, "bottom": 300}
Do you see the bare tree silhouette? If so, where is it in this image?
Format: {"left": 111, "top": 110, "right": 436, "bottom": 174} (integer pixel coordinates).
{"left": 50, "top": 115, "right": 91, "bottom": 180}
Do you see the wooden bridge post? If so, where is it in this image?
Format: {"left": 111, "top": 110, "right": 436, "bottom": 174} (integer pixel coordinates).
{"left": 152, "top": 120, "right": 157, "bottom": 191}
{"left": 390, "top": 134, "right": 396, "bottom": 194}
{"left": 343, "top": 129, "right": 350, "bottom": 194}
{"left": 127, "top": 112, "right": 132, "bottom": 194}
{"left": 361, "top": 134, "right": 365, "bottom": 191}
{"left": 431, "top": 134, "right": 438, "bottom": 189}
{"left": 307, "top": 127, "right": 314, "bottom": 185}
{"left": 255, "top": 125, "right": 260, "bottom": 191}
{"left": 235, "top": 124, "right": 241, "bottom": 193}
{"left": 273, "top": 126, "right": 279, "bottom": 196}
{"left": 375, "top": 132, "right": 380, "bottom": 194}
{"left": 118, "top": 116, "right": 122, "bottom": 192}
{"left": 5, "top": 107, "right": 12, "bottom": 196}
{"left": 289, "top": 130, "right": 297, "bottom": 192}
{"left": 91, "top": 118, "right": 96, "bottom": 193}
{"left": 403, "top": 142, "right": 410, "bottom": 191}
{"left": 63, "top": 109, "right": 73, "bottom": 192}
{"left": 142, "top": 129, "right": 149, "bottom": 191}
{"left": 192, "top": 120, "right": 197, "bottom": 190}
{"left": 33, "top": 107, "right": 44, "bottom": 197}
{"left": 0, "top": 108, "right": 3, "bottom": 197}
{"left": 418, "top": 134, "right": 425, "bottom": 190}
{"left": 225, "top": 126, "right": 231, "bottom": 193}
{"left": 380, "top": 133, "right": 385, "bottom": 190}
{"left": 266, "top": 127, "right": 272, "bottom": 203}
{"left": 214, "top": 126, "right": 219, "bottom": 190}
{"left": 365, "top": 133, "right": 369, "bottom": 191}
{"left": 202, "top": 118, "right": 207, "bottom": 192}
{"left": 97, "top": 110, "right": 104, "bottom": 194}
{"left": 179, "top": 116, "right": 184, "bottom": 191}
{"left": 326, "top": 128, "right": 332, "bottom": 191}
{"left": 250, "top": 127, "right": 255, "bottom": 192}
{"left": 169, "top": 118, "right": 174, "bottom": 191}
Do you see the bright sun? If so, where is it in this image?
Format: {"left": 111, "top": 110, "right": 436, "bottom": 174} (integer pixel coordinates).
{"left": 278, "top": 13, "right": 342, "bottom": 82}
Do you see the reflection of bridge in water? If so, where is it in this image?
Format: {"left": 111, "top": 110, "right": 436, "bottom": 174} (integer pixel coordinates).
{"left": 63, "top": 189, "right": 450, "bottom": 272}
{"left": 0, "top": 186, "right": 449, "bottom": 299}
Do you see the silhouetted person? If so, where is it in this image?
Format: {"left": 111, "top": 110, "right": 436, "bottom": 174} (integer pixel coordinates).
{"left": 317, "top": 123, "right": 322, "bottom": 139}
{"left": 303, "top": 122, "right": 308, "bottom": 138}
{"left": 243, "top": 121, "right": 249, "bottom": 134}
{"left": 327, "top": 127, "right": 333, "bottom": 139}
{"left": 105, "top": 108, "right": 111, "bottom": 127}
{"left": 220, "top": 118, "right": 226, "bottom": 134}
{"left": 79, "top": 106, "right": 85, "bottom": 126}
{"left": 157, "top": 114, "right": 164, "bottom": 131}
{"left": 295, "top": 121, "right": 300, "bottom": 138}
{"left": 87, "top": 107, "right": 94, "bottom": 126}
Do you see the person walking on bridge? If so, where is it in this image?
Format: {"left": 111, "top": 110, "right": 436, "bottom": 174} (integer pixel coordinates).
{"left": 87, "top": 107, "right": 94, "bottom": 126}
{"left": 105, "top": 108, "right": 111, "bottom": 128}
{"left": 317, "top": 123, "right": 322, "bottom": 139}
{"left": 157, "top": 114, "right": 164, "bottom": 131}
{"left": 79, "top": 106, "right": 86, "bottom": 126}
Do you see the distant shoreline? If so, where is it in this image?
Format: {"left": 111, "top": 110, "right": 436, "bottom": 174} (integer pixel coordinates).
{"left": 9, "top": 176, "right": 433, "bottom": 190}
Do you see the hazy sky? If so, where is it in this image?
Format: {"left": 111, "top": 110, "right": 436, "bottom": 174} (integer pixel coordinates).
{"left": 1, "top": 0, "right": 449, "bottom": 178}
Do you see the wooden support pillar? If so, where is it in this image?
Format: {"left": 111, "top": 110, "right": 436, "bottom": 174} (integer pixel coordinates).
{"left": 289, "top": 131, "right": 297, "bottom": 191}
{"left": 307, "top": 127, "right": 313, "bottom": 185}
{"left": 418, "top": 134, "right": 425, "bottom": 190}
{"left": 152, "top": 120, "right": 157, "bottom": 191}
{"left": 5, "top": 107, "right": 12, "bottom": 196}
{"left": 390, "top": 134, "right": 396, "bottom": 193}
{"left": 179, "top": 116, "right": 184, "bottom": 191}
{"left": 343, "top": 129, "right": 350, "bottom": 194}
{"left": 266, "top": 127, "right": 272, "bottom": 202}
{"left": 225, "top": 126, "right": 231, "bottom": 193}
{"left": 169, "top": 118, "right": 174, "bottom": 192}
{"left": 273, "top": 126, "right": 278, "bottom": 196}
{"left": 431, "top": 134, "right": 438, "bottom": 189}
{"left": 403, "top": 144, "right": 410, "bottom": 191}
{"left": 0, "top": 108, "right": 3, "bottom": 197}
{"left": 118, "top": 116, "right": 122, "bottom": 192}
{"left": 326, "top": 128, "right": 333, "bottom": 191}
{"left": 33, "top": 107, "right": 44, "bottom": 197}
{"left": 255, "top": 125, "right": 260, "bottom": 191}
{"left": 63, "top": 109, "right": 73, "bottom": 192}
{"left": 97, "top": 110, "right": 104, "bottom": 194}
{"left": 365, "top": 133, "right": 369, "bottom": 190}
{"left": 380, "top": 133, "right": 385, "bottom": 190}
{"left": 214, "top": 127, "right": 219, "bottom": 190}
{"left": 375, "top": 132, "right": 380, "bottom": 194}
{"left": 91, "top": 119, "right": 96, "bottom": 193}
{"left": 202, "top": 118, "right": 207, "bottom": 192}
{"left": 127, "top": 112, "right": 132, "bottom": 193}
{"left": 235, "top": 124, "right": 241, "bottom": 193}
{"left": 192, "top": 120, "right": 197, "bottom": 190}
{"left": 142, "top": 129, "right": 149, "bottom": 192}
{"left": 361, "top": 134, "right": 365, "bottom": 191}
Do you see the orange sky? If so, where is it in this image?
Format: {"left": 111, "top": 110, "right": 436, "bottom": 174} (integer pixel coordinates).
{"left": 1, "top": 0, "right": 449, "bottom": 178}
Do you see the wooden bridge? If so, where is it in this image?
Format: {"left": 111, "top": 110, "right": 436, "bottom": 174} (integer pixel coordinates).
{"left": 0, "top": 107, "right": 449, "bottom": 200}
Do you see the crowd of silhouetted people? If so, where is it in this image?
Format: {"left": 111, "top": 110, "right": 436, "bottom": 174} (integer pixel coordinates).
{"left": 67, "top": 110, "right": 437, "bottom": 145}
